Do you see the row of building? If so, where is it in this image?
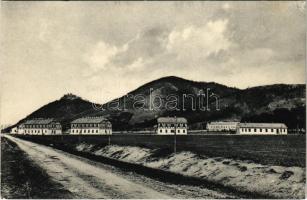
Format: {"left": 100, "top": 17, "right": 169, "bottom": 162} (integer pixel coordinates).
{"left": 11, "top": 117, "right": 112, "bottom": 135}
{"left": 156, "top": 118, "right": 287, "bottom": 135}
{"left": 206, "top": 121, "right": 288, "bottom": 134}
{"left": 10, "top": 116, "right": 288, "bottom": 135}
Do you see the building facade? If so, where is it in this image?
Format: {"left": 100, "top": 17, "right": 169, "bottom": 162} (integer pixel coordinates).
{"left": 237, "top": 123, "right": 288, "bottom": 135}
{"left": 70, "top": 116, "right": 112, "bottom": 135}
{"left": 206, "top": 121, "right": 239, "bottom": 132}
{"left": 10, "top": 127, "right": 18, "bottom": 134}
{"left": 157, "top": 117, "right": 188, "bottom": 135}
{"left": 18, "top": 118, "right": 62, "bottom": 135}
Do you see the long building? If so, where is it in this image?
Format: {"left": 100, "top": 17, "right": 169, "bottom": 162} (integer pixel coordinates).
{"left": 206, "top": 121, "right": 239, "bottom": 132}
{"left": 237, "top": 123, "right": 288, "bottom": 134}
{"left": 157, "top": 117, "right": 188, "bottom": 135}
{"left": 70, "top": 116, "right": 112, "bottom": 135}
{"left": 18, "top": 118, "right": 62, "bottom": 135}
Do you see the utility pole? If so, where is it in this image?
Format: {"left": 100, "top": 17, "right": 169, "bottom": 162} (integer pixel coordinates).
{"left": 174, "top": 116, "right": 177, "bottom": 154}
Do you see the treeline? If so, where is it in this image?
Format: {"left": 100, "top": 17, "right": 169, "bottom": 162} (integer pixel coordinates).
{"left": 241, "top": 106, "right": 305, "bottom": 131}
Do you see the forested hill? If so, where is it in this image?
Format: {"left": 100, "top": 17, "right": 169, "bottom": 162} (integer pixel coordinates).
{"left": 6, "top": 76, "right": 305, "bottom": 132}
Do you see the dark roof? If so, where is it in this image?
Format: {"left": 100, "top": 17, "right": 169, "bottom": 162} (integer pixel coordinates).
{"left": 239, "top": 123, "right": 287, "bottom": 129}
{"left": 71, "top": 116, "right": 109, "bottom": 124}
{"left": 157, "top": 117, "right": 187, "bottom": 123}
{"left": 208, "top": 121, "right": 239, "bottom": 125}
{"left": 22, "top": 118, "right": 57, "bottom": 125}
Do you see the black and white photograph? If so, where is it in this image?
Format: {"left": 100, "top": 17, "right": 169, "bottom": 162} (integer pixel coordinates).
{"left": 1, "top": 1, "right": 306, "bottom": 199}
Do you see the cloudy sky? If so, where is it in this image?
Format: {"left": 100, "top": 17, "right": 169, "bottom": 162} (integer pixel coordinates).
{"left": 1, "top": 1, "right": 306, "bottom": 125}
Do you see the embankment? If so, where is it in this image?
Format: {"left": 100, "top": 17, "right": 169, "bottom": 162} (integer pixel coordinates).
{"left": 75, "top": 143, "right": 305, "bottom": 199}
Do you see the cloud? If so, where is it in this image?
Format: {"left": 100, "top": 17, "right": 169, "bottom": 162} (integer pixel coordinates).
{"left": 166, "top": 19, "right": 231, "bottom": 61}
{"left": 83, "top": 41, "right": 127, "bottom": 71}
{"left": 126, "top": 57, "right": 147, "bottom": 71}
{"left": 222, "top": 3, "right": 231, "bottom": 11}
{"left": 110, "top": 26, "right": 169, "bottom": 69}
{"left": 2, "top": 1, "right": 305, "bottom": 125}
{"left": 86, "top": 19, "right": 232, "bottom": 74}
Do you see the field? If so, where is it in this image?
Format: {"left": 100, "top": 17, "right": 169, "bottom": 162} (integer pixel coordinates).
{"left": 14, "top": 134, "right": 305, "bottom": 167}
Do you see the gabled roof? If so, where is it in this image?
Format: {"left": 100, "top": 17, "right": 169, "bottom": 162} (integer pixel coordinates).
{"left": 157, "top": 117, "right": 187, "bottom": 123}
{"left": 71, "top": 116, "right": 109, "bottom": 124}
{"left": 22, "top": 118, "right": 56, "bottom": 125}
{"left": 239, "top": 123, "right": 287, "bottom": 129}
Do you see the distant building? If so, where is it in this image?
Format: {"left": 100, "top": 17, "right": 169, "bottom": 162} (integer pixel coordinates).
{"left": 19, "top": 118, "right": 62, "bottom": 135}
{"left": 157, "top": 117, "right": 188, "bottom": 135}
{"left": 70, "top": 116, "right": 112, "bottom": 135}
{"left": 237, "top": 123, "right": 288, "bottom": 135}
{"left": 10, "top": 127, "right": 18, "bottom": 134}
{"left": 207, "top": 121, "right": 239, "bottom": 132}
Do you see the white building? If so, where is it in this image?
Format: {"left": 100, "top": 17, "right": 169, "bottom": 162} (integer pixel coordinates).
{"left": 10, "top": 127, "right": 18, "bottom": 134}
{"left": 70, "top": 116, "right": 112, "bottom": 135}
{"left": 157, "top": 117, "right": 188, "bottom": 135}
{"left": 207, "top": 121, "right": 239, "bottom": 132}
{"left": 237, "top": 123, "right": 288, "bottom": 135}
{"left": 19, "top": 118, "right": 62, "bottom": 135}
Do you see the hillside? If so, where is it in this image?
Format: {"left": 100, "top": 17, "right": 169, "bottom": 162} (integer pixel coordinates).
{"left": 6, "top": 76, "right": 306, "bottom": 132}
{"left": 12, "top": 94, "right": 98, "bottom": 130}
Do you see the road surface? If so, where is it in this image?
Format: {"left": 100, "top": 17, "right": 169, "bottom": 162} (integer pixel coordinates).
{"left": 4, "top": 135, "right": 235, "bottom": 199}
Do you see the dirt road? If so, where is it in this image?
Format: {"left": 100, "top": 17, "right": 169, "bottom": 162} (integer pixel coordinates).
{"left": 4, "top": 135, "right": 235, "bottom": 199}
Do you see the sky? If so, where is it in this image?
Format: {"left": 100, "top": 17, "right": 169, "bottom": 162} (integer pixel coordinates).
{"left": 1, "top": 1, "right": 306, "bottom": 125}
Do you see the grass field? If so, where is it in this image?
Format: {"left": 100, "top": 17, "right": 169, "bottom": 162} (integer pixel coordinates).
{"left": 14, "top": 134, "right": 306, "bottom": 167}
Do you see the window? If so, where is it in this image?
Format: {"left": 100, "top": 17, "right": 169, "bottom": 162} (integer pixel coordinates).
{"left": 248, "top": 128, "right": 251, "bottom": 132}
{"left": 72, "top": 130, "right": 74, "bottom": 133}
{"left": 265, "top": 129, "right": 268, "bottom": 132}
{"left": 271, "top": 129, "right": 273, "bottom": 132}
{"left": 177, "top": 130, "right": 180, "bottom": 133}
{"left": 166, "top": 130, "right": 168, "bottom": 133}
{"left": 160, "top": 129, "right": 162, "bottom": 133}
{"left": 183, "top": 130, "right": 185, "bottom": 133}
{"left": 96, "top": 130, "right": 98, "bottom": 133}
{"left": 92, "top": 130, "right": 94, "bottom": 133}
{"left": 260, "top": 129, "right": 262, "bottom": 132}
{"left": 254, "top": 128, "right": 256, "bottom": 132}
